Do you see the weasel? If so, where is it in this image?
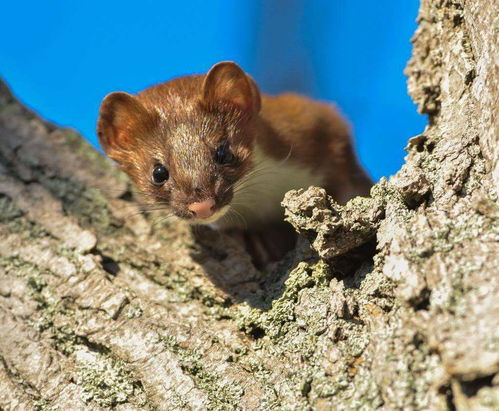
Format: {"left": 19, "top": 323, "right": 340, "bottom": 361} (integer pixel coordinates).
{"left": 97, "top": 61, "right": 372, "bottom": 264}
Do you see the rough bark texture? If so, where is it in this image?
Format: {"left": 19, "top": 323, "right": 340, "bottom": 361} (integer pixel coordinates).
{"left": 0, "top": 0, "right": 497, "bottom": 409}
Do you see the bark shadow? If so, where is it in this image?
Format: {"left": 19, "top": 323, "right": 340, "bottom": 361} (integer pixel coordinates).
{"left": 188, "top": 226, "right": 304, "bottom": 310}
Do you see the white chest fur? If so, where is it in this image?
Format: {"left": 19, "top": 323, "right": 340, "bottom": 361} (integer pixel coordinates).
{"left": 215, "top": 143, "right": 324, "bottom": 229}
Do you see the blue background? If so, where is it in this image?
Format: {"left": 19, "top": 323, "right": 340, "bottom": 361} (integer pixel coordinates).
{"left": 0, "top": 1, "right": 425, "bottom": 181}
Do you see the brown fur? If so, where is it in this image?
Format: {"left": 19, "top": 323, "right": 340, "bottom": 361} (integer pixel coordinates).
{"left": 255, "top": 93, "right": 372, "bottom": 202}
{"left": 97, "top": 61, "right": 372, "bottom": 263}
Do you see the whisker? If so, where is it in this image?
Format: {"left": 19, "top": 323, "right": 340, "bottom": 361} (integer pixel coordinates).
{"left": 149, "top": 213, "right": 176, "bottom": 228}
{"left": 109, "top": 202, "right": 164, "bottom": 212}
{"left": 113, "top": 203, "right": 170, "bottom": 216}
{"left": 238, "top": 164, "right": 279, "bottom": 182}
{"left": 233, "top": 182, "right": 274, "bottom": 195}
{"left": 227, "top": 209, "right": 241, "bottom": 229}
{"left": 118, "top": 206, "right": 172, "bottom": 222}
{"left": 231, "top": 208, "right": 248, "bottom": 230}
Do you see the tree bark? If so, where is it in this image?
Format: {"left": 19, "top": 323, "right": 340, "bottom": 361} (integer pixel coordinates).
{"left": 0, "top": 0, "right": 497, "bottom": 409}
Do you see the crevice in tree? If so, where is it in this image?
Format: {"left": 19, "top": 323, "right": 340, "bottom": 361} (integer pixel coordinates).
{"left": 247, "top": 325, "right": 266, "bottom": 340}
{"left": 439, "top": 383, "right": 456, "bottom": 411}
{"left": 118, "top": 187, "right": 134, "bottom": 202}
{"left": 91, "top": 249, "right": 121, "bottom": 276}
{"left": 413, "top": 288, "right": 431, "bottom": 311}
{"left": 75, "top": 335, "right": 112, "bottom": 356}
{"left": 459, "top": 374, "right": 495, "bottom": 397}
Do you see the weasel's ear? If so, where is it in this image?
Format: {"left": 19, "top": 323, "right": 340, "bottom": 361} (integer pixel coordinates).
{"left": 97, "top": 92, "right": 155, "bottom": 162}
{"left": 202, "top": 61, "right": 261, "bottom": 116}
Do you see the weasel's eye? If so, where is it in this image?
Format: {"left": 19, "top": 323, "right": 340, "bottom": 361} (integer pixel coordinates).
{"left": 215, "top": 141, "right": 235, "bottom": 165}
{"left": 152, "top": 164, "right": 169, "bottom": 185}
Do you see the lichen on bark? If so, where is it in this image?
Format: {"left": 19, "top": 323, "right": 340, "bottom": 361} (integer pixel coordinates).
{"left": 0, "top": 0, "right": 498, "bottom": 409}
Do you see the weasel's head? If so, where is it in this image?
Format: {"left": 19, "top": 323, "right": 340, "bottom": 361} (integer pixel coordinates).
{"left": 97, "top": 61, "right": 261, "bottom": 223}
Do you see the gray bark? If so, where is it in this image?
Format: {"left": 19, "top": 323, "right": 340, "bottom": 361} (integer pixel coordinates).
{"left": 0, "top": 0, "right": 497, "bottom": 409}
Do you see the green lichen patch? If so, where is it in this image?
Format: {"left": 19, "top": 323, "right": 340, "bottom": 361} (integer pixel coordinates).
{"left": 236, "top": 261, "right": 331, "bottom": 339}
{"left": 124, "top": 304, "right": 143, "bottom": 319}
{"left": 33, "top": 398, "right": 59, "bottom": 411}
{"left": 75, "top": 350, "right": 146, "bottom": 408}
{"left": 157, "top": 334, "right": 244, "bottom": 409}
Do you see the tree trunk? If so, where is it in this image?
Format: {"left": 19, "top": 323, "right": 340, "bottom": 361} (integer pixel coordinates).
{"left": 0, "top": 0, "right": 497, "bottom": 409}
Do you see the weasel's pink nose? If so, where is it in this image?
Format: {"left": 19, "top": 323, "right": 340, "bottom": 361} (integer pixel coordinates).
{"left": 188, "top": 198, "right": 216, "bottom": 219}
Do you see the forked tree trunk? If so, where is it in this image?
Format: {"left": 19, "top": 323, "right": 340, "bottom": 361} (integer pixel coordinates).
{"left": 0, "top": 0, "right": 497, "bottom": 409}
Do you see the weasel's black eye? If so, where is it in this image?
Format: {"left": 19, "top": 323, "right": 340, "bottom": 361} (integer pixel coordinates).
{"left": 215, "top": 141, "right": 235, "bottom": 165}
{"left": 152, "top": 164, "right": 169, "bottom": 185}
